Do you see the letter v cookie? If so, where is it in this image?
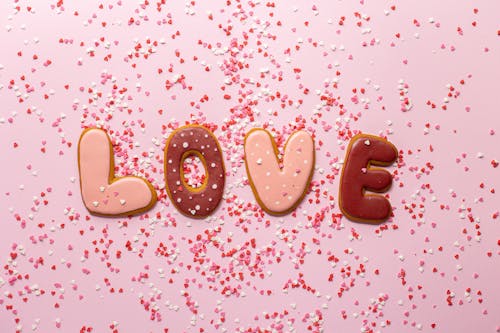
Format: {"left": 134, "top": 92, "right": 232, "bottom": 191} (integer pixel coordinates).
{"left": 78, "top": 128, "right": 157, "bottom": 216}
{"left": 244, "top": 129, "right": 315, "bottom": 215}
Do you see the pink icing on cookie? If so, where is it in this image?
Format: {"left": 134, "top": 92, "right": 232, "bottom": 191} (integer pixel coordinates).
{"left": 78, "top": 128, "right": 157, "bottom": 216}
{"left": 244, "top": 129, "right": 315, "bottom": 215}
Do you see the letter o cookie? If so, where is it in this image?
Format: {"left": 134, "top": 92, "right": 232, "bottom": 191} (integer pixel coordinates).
{"left": 164, "top": 125, "right": 225, "bottom": 218}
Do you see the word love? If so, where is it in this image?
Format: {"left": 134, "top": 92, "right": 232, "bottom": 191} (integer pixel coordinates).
{"left": 78, "top": 126, "right": 398, "bottom": 223}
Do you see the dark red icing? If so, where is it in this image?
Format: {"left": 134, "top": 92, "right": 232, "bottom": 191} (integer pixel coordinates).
{"left": 164, "top": 125, "right": 225, "bottom": 218}
{"left": 339, "top": 134, "right": 398, "bottom": 223}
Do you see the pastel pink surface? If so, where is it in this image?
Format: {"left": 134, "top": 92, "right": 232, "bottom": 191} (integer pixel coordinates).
{"left": 0, "top": 1, "right": 499, "bottom": 332}
{"left": 79, "top": 129, "right": 155, "bottom": 216}
{"left": 245, "top": 129, "right": 314, "bottom": 213}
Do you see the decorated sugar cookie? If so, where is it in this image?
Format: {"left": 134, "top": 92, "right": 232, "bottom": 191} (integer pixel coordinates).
{"left": 339, "top": 134, "right": 398, "bottom": 223}
{"left": 78, "top": 128, "right": 157, "bottom": 216}
{"left": 244, "top": 128, "right": 315, "bottom": 215}
{"left": 164, "top": 125, "right": 226, "bottom": 218}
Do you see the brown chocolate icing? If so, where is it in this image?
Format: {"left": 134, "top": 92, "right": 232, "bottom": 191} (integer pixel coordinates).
{"left": 339, "top": 134, "right": 398, "bottom": 223}
{"left": 164, "top": 125, "right": 225, "bottom": 218}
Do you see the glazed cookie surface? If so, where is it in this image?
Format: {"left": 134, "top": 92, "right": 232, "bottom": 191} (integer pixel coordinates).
{"left": 164, "top": 125, "right": 225, "bottom": 218}
{"left": 339, "top": 134, "right": 398, "bottom": 223}
{"left": 244, "top": 129, "right": 315, "bottom": 215}
{"left": 78, "top": 128, "right": 157, "bottom": 216}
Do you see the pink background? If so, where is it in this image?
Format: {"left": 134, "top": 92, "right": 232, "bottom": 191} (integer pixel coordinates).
{"left": 1, "top": 0, "right": 499, "bottom": 332}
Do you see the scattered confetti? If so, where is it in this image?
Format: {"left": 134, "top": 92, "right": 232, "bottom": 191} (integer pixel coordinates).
{"left": 0, "top": 1, "right": 499, "bottom": 332}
